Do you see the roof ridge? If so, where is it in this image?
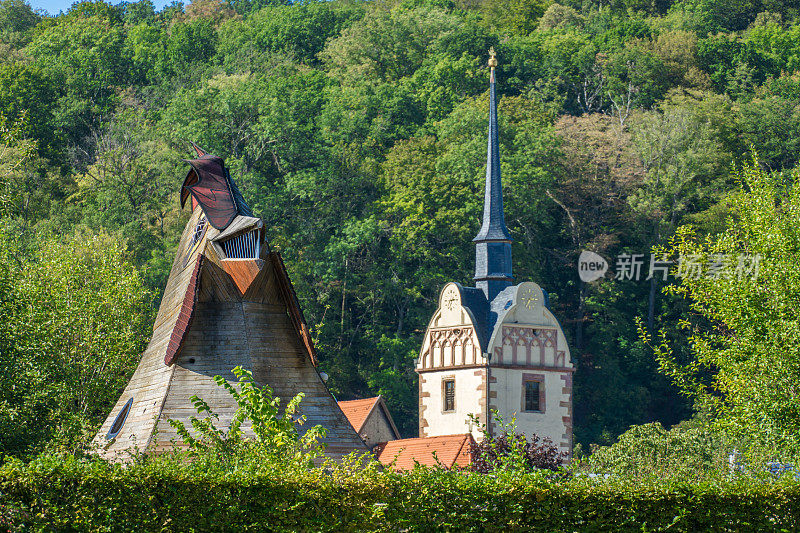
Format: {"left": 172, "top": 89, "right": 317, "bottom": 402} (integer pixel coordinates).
{"left": 338, "top": 396, "right": 380, "bottom": 404}
{"left": 386, "top": 433, "right": 472, "bottom": 442}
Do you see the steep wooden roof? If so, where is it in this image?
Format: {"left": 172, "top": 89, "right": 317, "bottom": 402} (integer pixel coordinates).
{"left": 373, "top": 434, "right": 475, "bottom": 471}
{"left": 270, "top": 252, "right": 318, "bottom": 366}
{"left": 94, "top": 149, "right": 367, "bottom": 461}
{"left": 180, "top": 144, "right": 252, "bottom": 230}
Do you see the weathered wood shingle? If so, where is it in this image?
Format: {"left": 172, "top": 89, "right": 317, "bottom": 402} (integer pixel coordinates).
{"left": 93, "top": 202, "right": 365, "bottom": 460}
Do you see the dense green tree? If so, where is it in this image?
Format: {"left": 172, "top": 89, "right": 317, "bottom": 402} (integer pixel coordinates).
{"left": 629, "top": 98, "right": 730, "bottom": 236}
{"left": 651, "top": 160, "right": 800, "bottom": 455}
{"left": 1, "top": 0, "right": 799, "bottom": 453}
{"left": 510, "top": 30, "right": 596, "bottom": 113}
{"left": 162, "top": 18, "right": 217, "bottom": 85}
{"left": 125, "top": 21, "right": 165, "bottom": 86}
{"left": 405, "top": 52, "right": 484, "bottom": 123}
{"left": 117, "top": 0, "right": 156, "bottom": 24}
{"left": 744, "top": 21, "right": 800, "bottom": 75}
{"left": 217, "top": 1, "right": 364, "bottom": 67}
{"left": 0, "top": 124, "right": 61, "bottom": 224}
{"left": 0, "top": 62, "right": 57, "bottom": 160}
{"left": 25, "top": 1, "right": 130, "bottom": 147}
{"left": 0, "top": 231, "right": 153, "bottom": 457}
{"left": 71, "top": 109, "right": 187, "bottom": 274}
{"left": 477, "top": 0, "right": 551, "bottom": 34}
{"left": 321, "top": 6, "right": 468, "bottom": 83}
{"left": 670, "top": 0, "right": 760, "bottom": 33}
{"left": 737, "top": 94, "right": 800, "bottom": 171}
{"left": 226, "top": 0, "right": 289, "bottom": 16}
{"left": 537, "top": 3, "right": 584, "bottom": 31}
{"left": 604, "top": 45, "right": 670, "bottom": 125}
{"left": 0, "top": 0, "right": 39, "bottom": 47}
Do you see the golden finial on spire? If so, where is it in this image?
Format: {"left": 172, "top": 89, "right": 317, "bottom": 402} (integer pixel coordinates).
{"left": 488, "top": 47, "right": 498, "bottom": 69}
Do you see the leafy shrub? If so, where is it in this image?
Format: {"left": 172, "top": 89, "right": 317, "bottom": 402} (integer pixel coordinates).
{"left": 0, "top": 230, "right": 153, "bottom": 459}
{"left": 647, "top": 160, "right": 800, "bottom": 456}
{"left": 468, "top": 411, "right": 567, "bottom": 473}
{"left": 579, "top": 419, "right": 730, "bottom": 480}
{"left": 168, "top": 365, "right": 327, "bottom": 471}
{"left": 1, "top": 453, "right": 800, "bottom": 532}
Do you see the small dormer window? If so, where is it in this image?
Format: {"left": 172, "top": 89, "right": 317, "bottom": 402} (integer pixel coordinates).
{"left": 222, "top": 229, "right": 261, "bottom": 259}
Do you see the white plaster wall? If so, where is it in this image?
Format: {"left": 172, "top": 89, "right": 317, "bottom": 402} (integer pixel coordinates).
{"left": 489, "top": 367, "right": 570, "bottom": 454}
{"left": 420, "top": 367, "right": 484, "bottom": 440}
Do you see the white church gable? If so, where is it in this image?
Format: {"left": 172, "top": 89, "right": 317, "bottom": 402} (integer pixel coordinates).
{"left": 487, "top": 282, "right": 571, "bottom": 369}
{"left": 417, "top": 283, "right": 486, "bottom": 371}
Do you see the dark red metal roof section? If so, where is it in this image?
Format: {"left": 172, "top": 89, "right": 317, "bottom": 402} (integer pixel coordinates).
{"left": 180, "top": 152, "right": 239, "bottom": 230}
{"left": 165, "top": 255, "right": 204, "bottom": 366}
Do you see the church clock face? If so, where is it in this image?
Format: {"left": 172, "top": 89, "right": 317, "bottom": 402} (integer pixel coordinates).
{"left": 519, "top": 287, "right": 539, "bottom": 310}
{"left": 443, "top": 287, "right": 459, "bottom": 311}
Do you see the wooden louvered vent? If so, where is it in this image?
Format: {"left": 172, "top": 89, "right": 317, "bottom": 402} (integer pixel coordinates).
{"left": 222, "top": 229, "right": 261, "bottom": 259}
{"left": 444, "top": 379, "right": 455, "bottom": 412}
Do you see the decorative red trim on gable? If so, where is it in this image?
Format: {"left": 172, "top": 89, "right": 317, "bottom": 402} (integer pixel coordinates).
{"left": 164, "top": 255, "right": 204, "bottom": 366}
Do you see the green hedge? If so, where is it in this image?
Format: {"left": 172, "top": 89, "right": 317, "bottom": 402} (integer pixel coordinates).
{"left": 1, "top": 456, "right": 799, "bottom": 532}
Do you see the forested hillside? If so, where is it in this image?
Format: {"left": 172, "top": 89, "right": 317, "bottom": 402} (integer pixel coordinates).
{"left": 1, "top": 0, "right": 799, "bottom": 455}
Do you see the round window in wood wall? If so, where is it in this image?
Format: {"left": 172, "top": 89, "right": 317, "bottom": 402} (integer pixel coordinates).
{"left": 106, "top": 398, "right": 133, "bottom": 440}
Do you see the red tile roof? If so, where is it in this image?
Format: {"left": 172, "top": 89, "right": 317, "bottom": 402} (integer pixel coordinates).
{"left": 338, "top": 397, "right": 381, "bottom": 433}
{"left": 373, "top": 434, "right": 475, "bottom": 471}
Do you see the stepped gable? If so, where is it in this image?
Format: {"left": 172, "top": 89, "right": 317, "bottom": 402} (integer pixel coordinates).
{"left": 93, "top": 146, "right": 365, "bottom": 460}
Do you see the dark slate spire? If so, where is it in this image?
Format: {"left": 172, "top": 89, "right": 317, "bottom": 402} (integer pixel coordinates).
{"left": 473, "top": 48, "right": 513, "bottom": 303}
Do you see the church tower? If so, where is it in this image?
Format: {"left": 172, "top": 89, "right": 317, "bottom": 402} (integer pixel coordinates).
{"left": 415, "top": 50, "right": 574, "bottom": 456}
{"left": 473, "top": 49, "right": 513, "bottom": 304}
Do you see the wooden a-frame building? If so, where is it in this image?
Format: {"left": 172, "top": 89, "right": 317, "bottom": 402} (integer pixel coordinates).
{"left": 93, "top": 146, "right": 365, "bottom": 460}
